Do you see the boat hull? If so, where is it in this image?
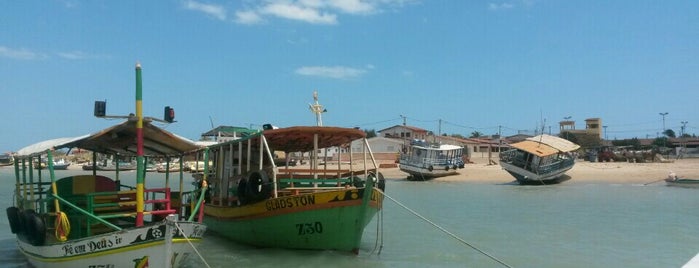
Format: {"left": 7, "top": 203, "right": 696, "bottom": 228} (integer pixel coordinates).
{"left": 203, "top": 188, "right": 383, "bottom": 252}
{"left": 665, "top": 178, "right": 699, "bottom": 188}
{"left": 399, "top": 163, "right": 459, "bottom": 180}
{"left": 500, "top": 161, "right": 573, "bottom": 185}
{"left": 17, "top": 220, "right": 206, "bottom": 268}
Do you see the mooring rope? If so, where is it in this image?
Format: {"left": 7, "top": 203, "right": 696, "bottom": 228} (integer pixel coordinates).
{"left": 174, "top": 222, "right": 212, "bottom": 268}
{"left": 380, "top": 191, "right": 513, "bottom": 268}
{"left": 370, "top": 190, "right": 385, "bottom": 255}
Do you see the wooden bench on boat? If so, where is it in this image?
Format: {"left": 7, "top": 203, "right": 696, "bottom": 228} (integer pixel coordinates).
{"left": 49, "top": 175, "right": 178, "bottom": 236}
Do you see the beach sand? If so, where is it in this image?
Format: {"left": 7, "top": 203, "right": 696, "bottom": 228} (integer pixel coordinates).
{"left": 380, "top": 155, "right": 699, "bottom": 185}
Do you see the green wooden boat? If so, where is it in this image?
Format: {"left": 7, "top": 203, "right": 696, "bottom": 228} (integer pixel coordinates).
{"left": 197, "top": 126, "right": 385, "bottom": 253}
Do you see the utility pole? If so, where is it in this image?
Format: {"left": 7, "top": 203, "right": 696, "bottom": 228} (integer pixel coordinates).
{"left": 659, "top": 112, "right": 669, "bottom": 135}
{"left": 681, "top": 121, "right": 688, "bottom": 136}
{"left": 603, "top": 125, "right": 608, "bottom": 140}
{"left": 400, "top": 115, "right": 407, "bottom": 126}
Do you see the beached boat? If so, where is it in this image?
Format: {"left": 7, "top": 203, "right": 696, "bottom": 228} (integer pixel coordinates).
{"left": 665, "top": 178, "right": 699, "bottom": 188}
{"left": 198, "top": 126, "right": 385, "bottom": 253}
{"left": 399, "top": 139, "right": 465, "bottom": 181}
{"left": 0, "top": 153, "right": 15, "bottom": 166}
{"left": 665, "top": 172, "right": 699, "bottom": 188}
{"left": 5, "top": 64, "right": 208, "bottom": 267}
{"left": 52, "top": 159, "right": 71, "bottom": 170}
{"left": 499, "top": 134, "right": 580, "bottom": 185}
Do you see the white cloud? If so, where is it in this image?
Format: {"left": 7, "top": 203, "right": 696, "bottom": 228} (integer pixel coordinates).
{"left": 332, "top": 0, "right": 376, "bottom": 14}
{"left": 184, "top": 0, "right": 227, "bottom": 20}
{"left": 296, "top": 66, "right": 366, "bottom": 79}
{"left": 57, "top": 51, "right": 110, "bottom": 60}
{"left": 0, "top": 46, "right": 47, "bottom": 60}
{"left": 488, "top": 2, "right": 515, "bottom": 10}
{"left": 235, "top": 10, "right": 264, "bottom": 24}
{"left": 233, "top": 0, "right": 415, "bottom": 25}
{"left": 261, "top": 2, "right": 337, "bottom": 24}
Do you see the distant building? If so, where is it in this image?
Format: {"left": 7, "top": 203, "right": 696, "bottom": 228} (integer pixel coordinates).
{"left": 378, "top": 125, "right": 429, "bottom": 140}
{"left": 200, "top": 126, "right": 257, "bottom": 143}
{"left": 559, "top": 118, "right": 603, "bottom": 139}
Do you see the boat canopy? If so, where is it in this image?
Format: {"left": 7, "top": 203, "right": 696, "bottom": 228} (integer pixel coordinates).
{"left": 510, "top": 134, "right": 580, "bottom": 157}
{"left": 510, "top": 141, "right": 560, "bottom": 157}
{"left": 16, "top": 119, "right": 202, "bottom": 158}
{"left": 253, "top": 126, "right": 366, "bottom": 152}
{"left": 525, "top": 134, "right": 580, "bottom": 152}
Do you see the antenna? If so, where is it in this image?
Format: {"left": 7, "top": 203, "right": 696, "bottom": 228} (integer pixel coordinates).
{"left": 209, "top": 116, "right": 215, "bottom": 129}
{"left": 309, "top": 90, "right": 327, "bottom": 126}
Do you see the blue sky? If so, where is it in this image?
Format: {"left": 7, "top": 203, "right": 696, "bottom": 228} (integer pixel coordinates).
{"left": 1, "top": 0, "right": 698, "bottom": 152}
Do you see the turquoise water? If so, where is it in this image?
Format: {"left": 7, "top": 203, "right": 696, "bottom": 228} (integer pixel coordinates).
{"left": 1, "top": 166, "right": 698, "bottom": 267}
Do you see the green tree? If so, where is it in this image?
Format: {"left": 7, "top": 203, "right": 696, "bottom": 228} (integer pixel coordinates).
{"left": 653, "top": 137, "right": 668, "bottom": 147}
{"left": 450, "top": 134, "right": 465, "bottom": 139}
{"left": 470, "top": 131, "right": 483, "bottom": 138}
{"left": 364, "top": 129, "right": 376, "bottom": 138}
{"left": 663, "top": 129, "right": 676, "bottom": 138}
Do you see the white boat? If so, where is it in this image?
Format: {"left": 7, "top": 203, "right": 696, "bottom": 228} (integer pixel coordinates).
{"left": 5, "top": 64, "right": 208, "bottom": 267}
{"left": 499, "top": 134, "right": 580, "bottom": 185}
{"left": 0, "top": 152, "right": 14, "bottom": 166}
{"left": 52, "top": 159, "right": 71, "bottom": 170}
{"left": 399, "top": 139, "right": 465, "bottom": 180}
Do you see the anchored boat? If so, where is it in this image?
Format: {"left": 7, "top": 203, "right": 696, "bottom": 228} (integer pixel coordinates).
{"left": 0, "top": 152, "right": 15, "bottom": 166}
{"left": 399, "top": 139, "right": 465, "bottom": 181}
{"left": 499, "top": 134, "right": 580, "bottom": 185}
{"left": 665, "top": 172, "right": 699, "bottom": 188}
{"left": 197, "top": 126, "right": 385, "bottom": 254}
{"left": 5, "top": 64, "right": 208, "bottom": 267}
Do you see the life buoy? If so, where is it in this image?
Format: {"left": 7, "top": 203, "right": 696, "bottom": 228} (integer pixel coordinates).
{"left": 352, "top": 176, "right": 365, "bottom": 188}
{"left": 6, "top": 207, "right": 22, "bottom": 234}
{"left": 428, "top": 165, "right": 433, "bottom": 172}
{"left": 368, "top": 172, "right": 386, "bottom": 192}
{"left": 246, "top": 170, "right": 271, "bottom": 203}
{"left": 22, "top": 210, "right": 46, "bottom": 246}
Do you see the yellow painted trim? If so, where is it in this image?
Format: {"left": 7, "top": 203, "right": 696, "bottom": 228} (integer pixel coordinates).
{"left": 136, "top": 100, "right": 143, "bottom": 128}
{"left": 20, "top": 238, "right": 201, "bottom": 263}
{"left": 136, "top": 183, "right": 144, "bottom": 214}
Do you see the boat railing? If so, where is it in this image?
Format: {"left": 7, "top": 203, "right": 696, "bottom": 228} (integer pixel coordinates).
{"left": 420, "top": 157, "right": 461, "bottom": 166}
{"left": 276, "top": 168, "right": 377, "bottom": 194}
{"left": 533, "top": 157, "right": 575, "bottom": 175}
{"left": 499, "top": 149, "right": 517, "bottom": 162}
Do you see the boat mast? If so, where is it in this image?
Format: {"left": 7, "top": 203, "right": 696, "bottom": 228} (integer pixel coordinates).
{"left": 135, "top": 62, "right": 145, "bottom": 226}
{"left": 309, "top": 90, "right": 325, "bottom": 127}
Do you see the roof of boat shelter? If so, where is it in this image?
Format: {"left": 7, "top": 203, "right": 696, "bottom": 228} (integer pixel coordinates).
{"left": 510, "top": 134, "right": 580, "bottom": 157}
{"left": 16, "top": 119, "right": 202, "bottom": 158}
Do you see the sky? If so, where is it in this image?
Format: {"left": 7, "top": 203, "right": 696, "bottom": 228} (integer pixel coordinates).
{"left": 1, "top": 0, "right": 698, "bottom": 152}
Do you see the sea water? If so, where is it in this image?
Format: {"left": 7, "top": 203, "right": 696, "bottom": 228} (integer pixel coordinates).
{"left": 1, "top": 166, "right": 697, "bottom": 268}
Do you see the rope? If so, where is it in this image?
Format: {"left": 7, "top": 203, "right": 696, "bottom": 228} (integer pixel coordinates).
{"left": 174, "top": 222, "right": 212, "bottom": 268}
{"left": 380, "top": 191, "right": 513, "bottom": 268}
{"left": 55, "top": 211, "right": 70, "bottom": 241}
{"left": 370, "top": 190, "right": 385, "bottom": 255}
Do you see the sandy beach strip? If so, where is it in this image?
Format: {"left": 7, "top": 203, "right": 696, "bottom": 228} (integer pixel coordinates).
{"left": 380, "top": 156, "right": 699, "bottom": 185}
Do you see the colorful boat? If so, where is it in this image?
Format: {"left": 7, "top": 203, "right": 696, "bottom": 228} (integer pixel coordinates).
{"left": 399, "top": 139, "right": 465, "bottom": 181}
{"left": 5, "top": 64, "right": 208, "bottom": 267}
{"left": 198, "top": 126, "right": 385, "bottom": 253}
{"left": 499, "top": 134, "right": 580, "bottom": 185}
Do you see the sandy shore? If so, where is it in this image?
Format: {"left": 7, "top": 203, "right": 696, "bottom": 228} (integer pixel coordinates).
{"left": 380, "top": 156, "right": 699, "bottom": 185}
